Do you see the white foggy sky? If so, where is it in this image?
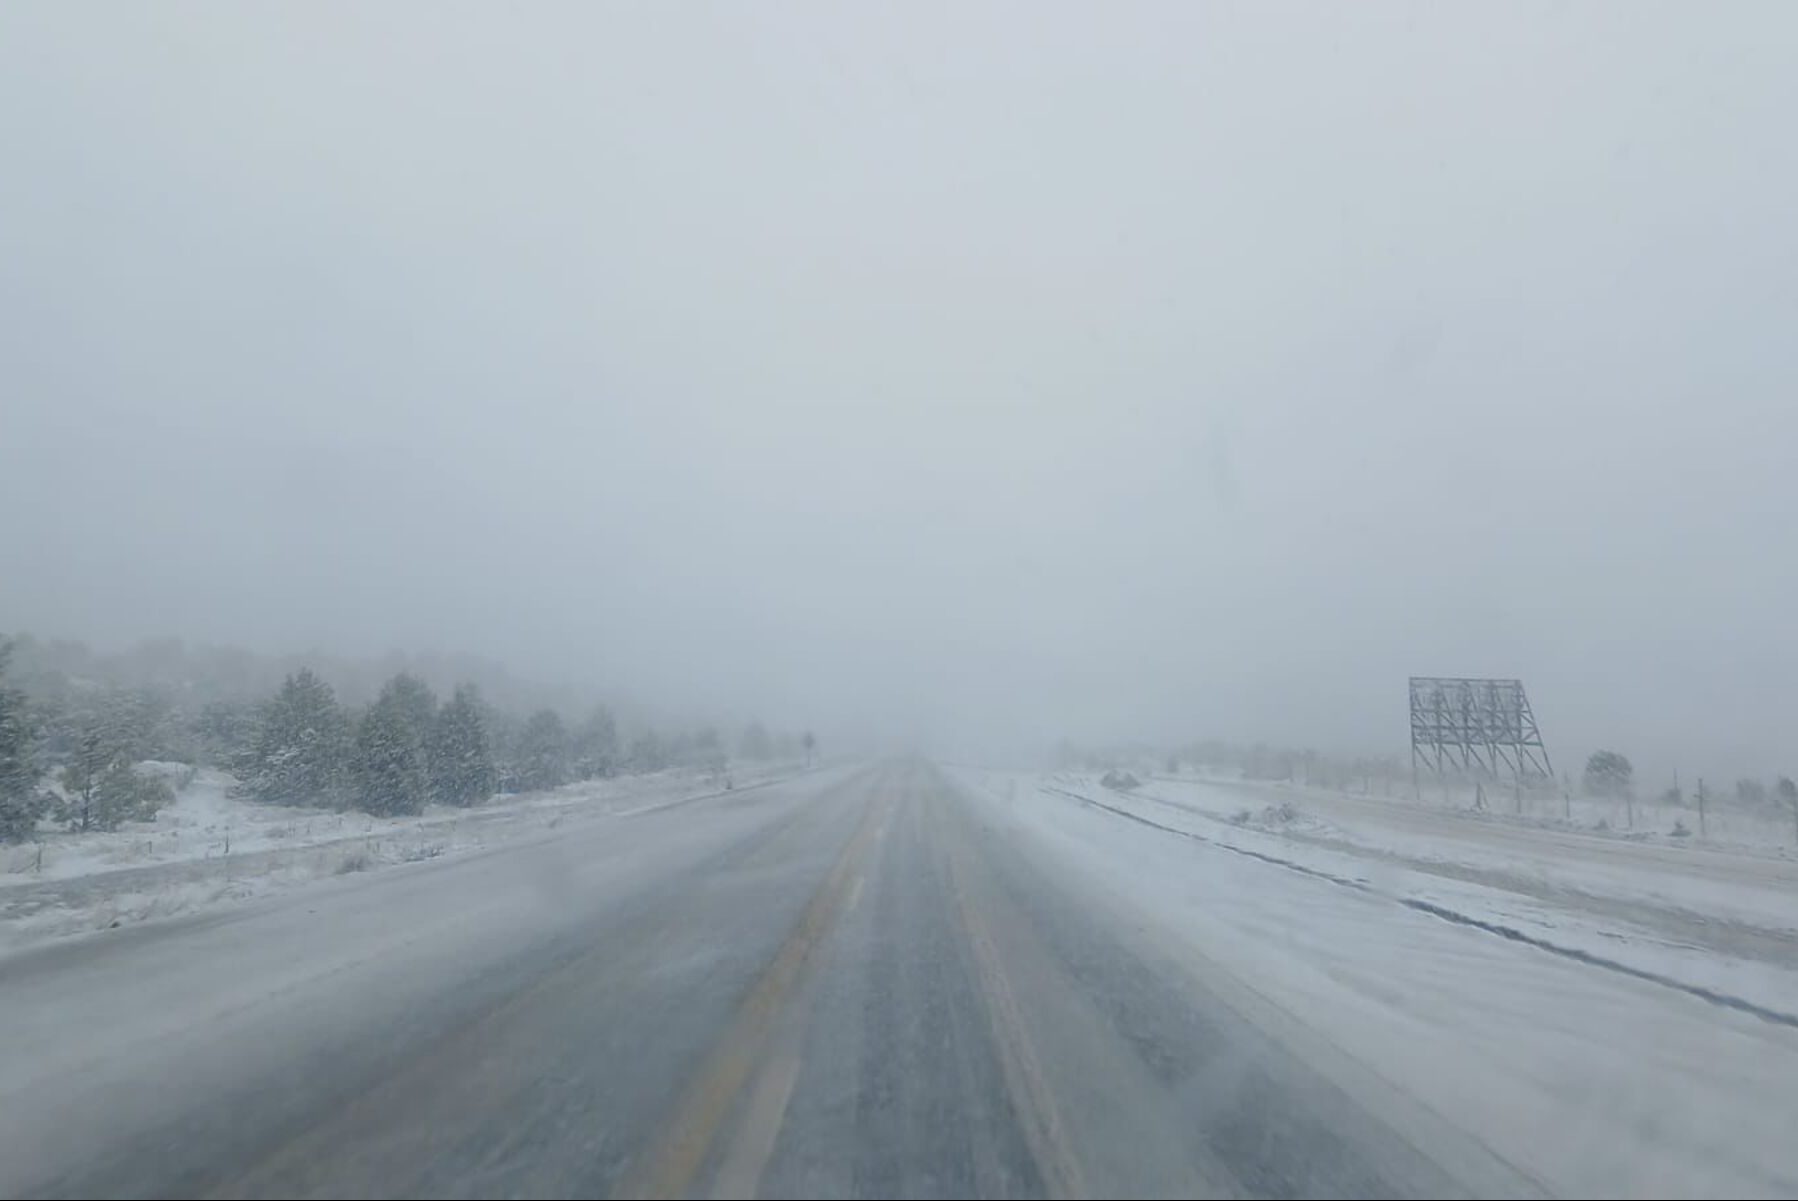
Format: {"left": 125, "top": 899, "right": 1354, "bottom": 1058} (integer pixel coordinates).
{"left": 3, "top": 3, "right": 1796, "bottom": 774}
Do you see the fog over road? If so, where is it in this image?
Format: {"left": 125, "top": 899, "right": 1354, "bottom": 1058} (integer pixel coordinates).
{"left": 6, "top": 8, "right": 1797, "bottom": 1197}
{"left": 1, "top": 761, "right": 1553, "bottom": 1199}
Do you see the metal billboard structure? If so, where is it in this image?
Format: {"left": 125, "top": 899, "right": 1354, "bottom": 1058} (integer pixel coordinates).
{"left": 1409, "top": 677, "right": 1551, "bottom": 794}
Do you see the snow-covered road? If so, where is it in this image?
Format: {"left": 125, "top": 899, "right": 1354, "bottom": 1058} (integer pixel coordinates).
{"left": 3, "top": 761, "right": 1792, "bottom": 1197}
{"left": 963, "top": 769, "right": 1798, "bottom": 1197}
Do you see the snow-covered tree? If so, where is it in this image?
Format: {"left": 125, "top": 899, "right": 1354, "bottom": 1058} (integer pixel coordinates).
{"left": 386, "top": 672, "right": 437, "bottom": 748}
{"left": 193, "top": 698, "right": 257, "bottom": 766}
{"left": 486, "top": 706, "right": 525, "bottom": 793}
{"left": 0, "top": 641, "right": 45, "bottom": 843}
{"left": 53, "top": 691, "right": 169, "bottom": 831}
{"left": 110, "top": 688, "right": 170, "bottom": 762}
{"left": 56, "top": 718, "right": 113, "bottom": 832}
{"left": 1582, "top": 749, "right": 1637, "bottom": 826}
{"left": 429, "top": 684, "right": 495, "bottom": 807}
{"left": 1582, "top": 750, "right": 1633, "bottom": 798}
{"left": 571, "top": 704, "right": 617, "bottom": 779}
{"left": 237, "top": 669, "right": 350, "bottom": 807}
{"left": 352, "top": 678, "right": 430, "bottom": 816}
{"left": 89, "top": 761, "right": 174, "bottom": 831}
{"left": 515, "top": 709, "right": 569, "bottom": 791}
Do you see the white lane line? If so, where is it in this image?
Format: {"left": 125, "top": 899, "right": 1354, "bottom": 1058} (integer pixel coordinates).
{"left": 708, "top": 1054, "right": 802, "bottom": 1200}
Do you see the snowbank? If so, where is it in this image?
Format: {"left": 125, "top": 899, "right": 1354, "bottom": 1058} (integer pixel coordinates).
{"left": 0, "top": 760, "right": 809, "bottom": 953}
{"left": 1037, "top": 771, "right": 1798, "bottom": 1017}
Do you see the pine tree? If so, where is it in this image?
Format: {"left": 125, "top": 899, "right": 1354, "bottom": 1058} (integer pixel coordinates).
{"left": 516, "top": 709, "right": 568, "bottom": 791}
{"left": 352, "top": 678, "right": 430, "bottom": 816}
{"left": 386, "top": 672, "right": 437, "bottom": 749}
{"left": 487, "top": 707, "right": 525, "bottom": 793}
{"left": 90, "top": 761, "right": 174, "bottom": 831}
{"left": 0, "top": 640, "right": 45, "bottom": 843}
{"left": 57, "top": 718, "right": 113, "bottom": 832}
{"left": 385, "top": 672, "right": 439, "bottom": 798}
{"left": 53, "top": 691, "right": 162, "bottom": 830}
{"left": 571, "top": 704, "right": 617, "bottom": 779}
{"left": 237, "top": 668, "right": 350, "bottom": 807}
{"left": 429, "top": 684, "right": 495, "bottom": 806}
{"left": 194, "top": 699, "right": 256, "bottom": 766}
{"left": 103, "top": 688, "right": 168, "bottom": 764}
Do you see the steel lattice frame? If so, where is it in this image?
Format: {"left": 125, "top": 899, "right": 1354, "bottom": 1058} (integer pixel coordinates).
{"left": 1409, "top": 676, "right": 1552, "bottom": 786}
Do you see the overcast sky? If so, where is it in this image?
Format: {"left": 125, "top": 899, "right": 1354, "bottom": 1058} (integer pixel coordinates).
{"left": 3, "top": 3, "right": 1796, "bottom": 774}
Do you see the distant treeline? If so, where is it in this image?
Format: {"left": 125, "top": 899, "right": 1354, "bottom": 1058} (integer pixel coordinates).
{"left": 0, "top": 634, "right": 809, "bottom": 842}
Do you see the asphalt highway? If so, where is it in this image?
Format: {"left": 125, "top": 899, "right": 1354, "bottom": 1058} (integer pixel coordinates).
{"left": 0, "top": 760, "right": 1530, "bottom": 1198}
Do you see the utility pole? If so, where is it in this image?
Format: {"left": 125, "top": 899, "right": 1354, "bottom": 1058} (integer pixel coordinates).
{"left": 1696, "top": 777, "right": 1707, "bottom": 838}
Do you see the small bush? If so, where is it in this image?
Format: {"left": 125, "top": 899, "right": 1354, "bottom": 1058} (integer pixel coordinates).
{"left": 335, "top": 850, "right": 372, "bottom": 874}
{"left": 1670, "top": 819, "right": 1691, "bottom": 838}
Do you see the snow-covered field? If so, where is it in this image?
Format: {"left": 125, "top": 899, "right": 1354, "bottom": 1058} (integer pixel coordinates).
{"left": 951, "top": 767, "right": 1798, "bottom": 1197}
{"left": 0, "top": 761, "right": 809, "bottom": 953}
{"left": 1129, "top": 773, "right": 1798, "bottom": 1005}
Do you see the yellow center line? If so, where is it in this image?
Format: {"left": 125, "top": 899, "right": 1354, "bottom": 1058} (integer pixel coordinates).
{"left": 613, "top": 782, "right": 889, "bottom": 1200}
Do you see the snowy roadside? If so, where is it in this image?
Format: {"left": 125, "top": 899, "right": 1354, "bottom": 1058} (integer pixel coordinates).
{"left": 1149, "top": 771, "right": 1798, "bottom": 896}
{"left": 949, "top": 767, "right": 1798, "bottom": 1197}
{"left": 1033, "top": 770, "right": 1798, "bottom": 1021}
{"left": 1142, "top": 774, "right": 1798, "bottom": 956}
{"left": 0, "top": 760, "right": 812, "bottom": 954}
